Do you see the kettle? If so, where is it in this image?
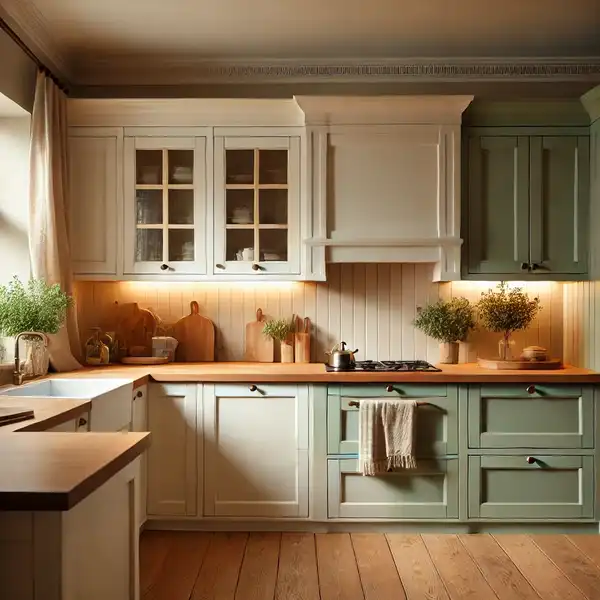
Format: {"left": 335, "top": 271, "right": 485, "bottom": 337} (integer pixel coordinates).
{"left": 326, "top": 342, "right": 359, "bottom": 370}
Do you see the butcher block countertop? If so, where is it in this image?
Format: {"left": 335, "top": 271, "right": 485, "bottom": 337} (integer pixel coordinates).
{"left": 0, "top": 432, "right": 150, "bottom": 510}
{"left": 56, "top": 362, "right": 600, "bottom": 384}
{"left": 0, "top": 397, "right": 90, "bottom": 433}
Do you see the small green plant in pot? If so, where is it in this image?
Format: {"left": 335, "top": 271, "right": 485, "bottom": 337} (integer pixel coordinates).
{"left": 262, "top": 318, "right": 295, "bottom": 363}
{"left": 0, "top": 276, "right": 73, "bottom": 376}
{"left": 413, "top": 297, "right": 476, "bottom": 364}
{"left": 477, "top": 282, "right": 541, "bottom": 361}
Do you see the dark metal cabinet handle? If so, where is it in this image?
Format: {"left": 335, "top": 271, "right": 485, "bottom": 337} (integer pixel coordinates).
{"left": 526, "top": 456, "right": 536, "bottom": 464}
{"left": 252, "top": 264, "right": 261, "bottom": 271}
{"left": 160, "top": 264, "right": 169, "bottom": 271}
{"left": 527, "top": 385, "right": 536, "bottom": 395}
{"left": 216, "top": 263, "right": 226, "bottom": 270}
{"left": 521, "top": 262, "right": 530, "bottom": 271}
{"left": 78, "top": 417, "right": 88, "bottom": 428}
{"left": 135, "top": 390, "right": 143, "bottom": 399}
{"left": 249, "top": 385, "right": 258, "bottom": 392}
{"left": 530, "top": 263, "right": 539, "bottom": 271}
{"left": 386, "top": 385, "right": 394, "bottom": 393}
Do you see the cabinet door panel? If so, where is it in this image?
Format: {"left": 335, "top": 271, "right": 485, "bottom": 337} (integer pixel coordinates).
{"left": 468, "top": 455, "right": 594, "bottom": 520}
{"left": 204, "top": 384, "right": 308, "bottom": 517}
{"left": 328, "top": 458, "right": 458, "bottom": 519}
{"left": 147, "top": 384, "right": 197, "bottom": 517}
{"left": 68, "top": 129, "right": 121, "bottom": 275}
{"left": 530, "top": 136, "right": 589, "bottom": 274}
{"left": 466, "top": 135, "right": 530, "bottom": 274}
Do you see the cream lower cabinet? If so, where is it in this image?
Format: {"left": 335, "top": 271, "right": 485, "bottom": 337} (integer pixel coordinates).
{"left": 203, "top": 384, "right": 309, "bottom": 518}
{"left": 132, "top": 385, "right": 148, "bottom": 528}
{"left": 147, "top": 383, "right": 199, "bottom": 517}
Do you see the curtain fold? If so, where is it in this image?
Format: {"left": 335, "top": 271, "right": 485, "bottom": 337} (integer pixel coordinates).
{"left": 29, "top": 71, "right": 82, "bottom": 371}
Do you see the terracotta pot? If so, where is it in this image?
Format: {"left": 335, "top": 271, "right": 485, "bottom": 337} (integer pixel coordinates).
{"left": 439, "top": 341, "right": 459, "bottom": 364}
{"left": 280, "top": 341, "right": 294, "bottom": 363}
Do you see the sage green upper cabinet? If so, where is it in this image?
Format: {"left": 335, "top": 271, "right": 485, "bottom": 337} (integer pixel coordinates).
{"left": 463, "top": 101, "right": 591, "bottom": 280}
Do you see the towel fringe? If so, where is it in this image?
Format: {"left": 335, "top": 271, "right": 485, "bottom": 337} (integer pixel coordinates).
{"left": 362, "top": 455, "right": 417, "bottom": 475}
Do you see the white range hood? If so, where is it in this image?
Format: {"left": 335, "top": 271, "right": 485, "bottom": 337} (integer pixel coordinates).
{"left": 295, "top": 95, "right": 473, "bottom": 281}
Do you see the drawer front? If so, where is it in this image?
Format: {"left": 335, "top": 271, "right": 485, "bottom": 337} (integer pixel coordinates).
{"left": 330, "top": 384, "right": 447, "bottom": 398}
{"left": 468, "top": 455, "right": 594, "bottom": 520}
{"left": 468, "top": 385, "right": 593, "bottom": 449}
{"left": 328, "top": 392, "right": 458, "bottom": 456}
{"left": 214, "top": 383, "right": 299, "bottom": 398}
{"left": 328, "top": 458, "right": 458, "bottom": 519}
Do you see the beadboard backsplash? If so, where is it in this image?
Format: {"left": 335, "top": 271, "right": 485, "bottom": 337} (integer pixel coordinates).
{"left": 73, "top": 265, "right": 564, "bottom": 363}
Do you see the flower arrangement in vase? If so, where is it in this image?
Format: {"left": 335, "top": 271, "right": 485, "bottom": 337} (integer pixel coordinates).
{"left": 477, "top": 282, "right": 541, "bottom": 361}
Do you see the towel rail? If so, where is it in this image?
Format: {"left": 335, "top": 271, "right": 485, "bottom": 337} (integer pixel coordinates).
{"left": 348, "top": 400, "right": 443, "bottom": 410}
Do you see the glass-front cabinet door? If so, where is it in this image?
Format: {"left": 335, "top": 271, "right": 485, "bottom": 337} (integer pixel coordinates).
{"left": 213, "top": 136, "right": 300, "bottom": 275}
{"left": 124, "top": 135, "right": 207, "bottom": 274}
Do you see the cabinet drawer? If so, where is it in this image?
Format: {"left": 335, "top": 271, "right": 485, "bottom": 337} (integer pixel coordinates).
{"left": 468, "top": 385, "right": 593, "bottom": 449}
{"left": 328, "top": 393, "right": 457, "bottom": 456}
{"left": 214, "top": 383, "right": 299, "bottom": 398}
{"left": 468, "top": 455, "right": 594, "bottom": 520}
{"left": 329, "top": 384, "right": 447, "bottom": 398}
{"left": 328, "top": 458, "right": 458, "bottom": 519}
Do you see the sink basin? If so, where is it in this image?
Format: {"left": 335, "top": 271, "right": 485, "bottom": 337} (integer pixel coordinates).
{"left": 0, "top": 378, "right": 132, "bottom": 398}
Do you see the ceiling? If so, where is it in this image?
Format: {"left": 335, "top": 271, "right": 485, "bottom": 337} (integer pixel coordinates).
{"left": 2, "top": 0, "right": 600, "bottom": 86}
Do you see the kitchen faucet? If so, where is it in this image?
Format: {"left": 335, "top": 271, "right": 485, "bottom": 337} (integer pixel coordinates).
{"left": 13, "top": 332, "right": 47, "bottom": 386}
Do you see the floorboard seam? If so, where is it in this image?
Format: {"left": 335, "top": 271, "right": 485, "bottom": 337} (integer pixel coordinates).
{"left": 419, "top": 534, "right": 454, "bottom": 600}
{"left": 348, "top": 534, "right": 367, "bottom": 600}
{"left": 456, "top": 535, "right": 507, "bottom": 600}
{"left": 382, "top": 534, "right": 408, "bottom": 600}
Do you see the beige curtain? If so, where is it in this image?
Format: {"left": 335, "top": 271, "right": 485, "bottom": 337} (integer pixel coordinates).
{"left": 29, "top": 72, "right": 82, "bottom": 371}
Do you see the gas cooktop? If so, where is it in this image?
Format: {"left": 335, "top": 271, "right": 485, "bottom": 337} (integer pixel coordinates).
{"left": 326, "top": 360, "right": 442, "bottom": 373}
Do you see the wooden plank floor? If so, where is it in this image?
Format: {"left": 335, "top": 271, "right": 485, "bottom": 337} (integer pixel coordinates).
{"left": 140, "top": 532, "right": 600, "bottom": 600}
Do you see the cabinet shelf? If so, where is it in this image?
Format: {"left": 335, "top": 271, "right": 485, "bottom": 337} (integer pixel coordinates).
{"left": 259, "top": 224, "right": 288, "bottom": 229}
{"left": 226, "top": 224, "right": 255, "bottom": 229}
{"left": 225, "top": 184, "right": 289, "bottom": 191}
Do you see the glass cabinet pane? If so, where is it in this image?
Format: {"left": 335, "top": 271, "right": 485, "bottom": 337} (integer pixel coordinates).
{"left": 226, "top": 149, "right": 254, "bottom": 184}
{"left": 226, "top": 229, "right": 255, "bottom": 262}
{"left": 259, "top": 150, "right": 287, "bottom": 185}
{"left": 169, "top": 190, "right": 194, "bottom": 225}
{"left": 259, "top": 190, "right": 288, "bottom": 225}
{"left": 136, "top": 150, "right": 162, "bottom": 185}
{"left": 227, "top": 189, "right": 254, "bottom": 225}
{"left": 259, "top": 229, "right": 288, "bottom": 262}
{"left": 136, "top": 190, "right": 163, "bottom": 224}
{"left": 168, "top": 150, "right": 194, "bottom": 185}
{"left": 136, "top": 229, "right": 163, "bottom": 262}
{"left": 169, "top": 230, "right": 195, "bottom": 261}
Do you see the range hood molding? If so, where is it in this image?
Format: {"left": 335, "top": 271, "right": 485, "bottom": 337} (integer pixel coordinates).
{"left": 297, "top": 95, "right": 474, "bottom": 282}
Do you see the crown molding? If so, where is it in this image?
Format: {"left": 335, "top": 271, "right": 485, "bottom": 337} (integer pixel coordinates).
{"left": 0, "top": 0, "right": 73, "bottom": 82}
{"left": 74, "top": 56, "right": 600, "bottom": 86}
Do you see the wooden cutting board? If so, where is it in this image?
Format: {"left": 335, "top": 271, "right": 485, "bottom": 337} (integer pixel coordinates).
{"left": 294, "top": 316, "right": 311, "bottom": 363}
{"left": 244, "top": 308, "right": 273, "bottom": 363}
{"left": 478, "top": 357, "right": 563, "bottom": 370}
{"left": 173, "top": 301, "right": 215, "bottom": 362}
{"left": 0, "top": 407, "right": 35, "bottom": 427}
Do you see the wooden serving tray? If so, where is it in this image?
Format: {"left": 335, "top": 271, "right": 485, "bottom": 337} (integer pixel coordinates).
{"left": 477, "top": 357, "right": 563, "bottom": 370}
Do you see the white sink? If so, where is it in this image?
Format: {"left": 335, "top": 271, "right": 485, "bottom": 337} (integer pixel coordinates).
{"left": 0, "top": 378, "right": 132, "bottom": 399}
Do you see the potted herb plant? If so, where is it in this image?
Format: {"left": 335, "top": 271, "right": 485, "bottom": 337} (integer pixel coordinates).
{"left": 0, "top": 276, "right": 73, "bottom": 376}
{"left": 413, "top": 297, "right": 476, "bottom": 364}
{"left": 262, "top": 318, "right": 295, "bottom": 363}
{"left": 477, "top": 282, "right": 541, "bottom": 361}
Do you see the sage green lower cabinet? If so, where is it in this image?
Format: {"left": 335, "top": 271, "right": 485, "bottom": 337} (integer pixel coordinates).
{"left": 328, "top": 458, "right": 459, "bottom": 519}
{"left": 327, "top": 384, "right": 455, "bottom": 456}
{"left": 468, "top": 455, "right": 594, "bottom": 520}
{"left": 468, "top": 385, "right": 593, "bottom": 449}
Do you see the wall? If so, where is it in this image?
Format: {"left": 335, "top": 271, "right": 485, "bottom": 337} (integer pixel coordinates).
{"left": 73, "top": 264, "right": 563, "bottom": 363}
{"left": 0, "top": 28, "right": 36, "bottom": 113}
{"left": 0, "top": 116, "right": 31, "bottom": 284}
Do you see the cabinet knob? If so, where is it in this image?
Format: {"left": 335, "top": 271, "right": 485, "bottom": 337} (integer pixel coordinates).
{"left": 520, "top": 262, "right": 530, "bottom": 271}
{"left": 526, "top": 456, "right": 536, "bottom": 464}
{"left": 160, "top": 264, "right": 169, "bottom": 271}
{"left": 78, "top": 417, "right": 88, "bottom": 428}
{"left": 252, "top": 263, "right": 261, "bottom": 271}
{"left": 135, "top": 390, "right": 143, "bottom": 399}
{"left": 527, "top": 385, "right": 536, "bottom": 395}
{"left": 386, "top": 385, "right": 394, "bottom": 393}
{"left": 215, "top": 263, "right": 226, "bottom": 270}
{"left": 249, "top": 385, "right": 258, "bottom": 392}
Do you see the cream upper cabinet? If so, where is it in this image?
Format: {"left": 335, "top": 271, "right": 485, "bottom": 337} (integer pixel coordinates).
{"left": 123, "top": 129, "right": 209, "bottom": 276}
{"left": 68, "top": 127, "right": 122, "bottom": 276}
{"left": 213, "top": 133, "right": 301, "bottom": 276}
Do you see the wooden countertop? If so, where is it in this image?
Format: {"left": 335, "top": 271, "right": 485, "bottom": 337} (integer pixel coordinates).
{"left": 0, "top": 432, "right": 150, "bottom": 511}
{"left": 0, "top": 397, "right": 90, "bottom": 433}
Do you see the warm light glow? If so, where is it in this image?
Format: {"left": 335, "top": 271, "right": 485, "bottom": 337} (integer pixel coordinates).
{"left": 117, "top": 280, "right": 299, "bottom": 293}
{"left": 450, "top": 280, "right": 559, "bottom": 296}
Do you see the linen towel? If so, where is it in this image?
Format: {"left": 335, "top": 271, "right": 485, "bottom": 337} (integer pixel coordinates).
{"left": 359, "top": 399, "right": 417, "bottom": 476}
